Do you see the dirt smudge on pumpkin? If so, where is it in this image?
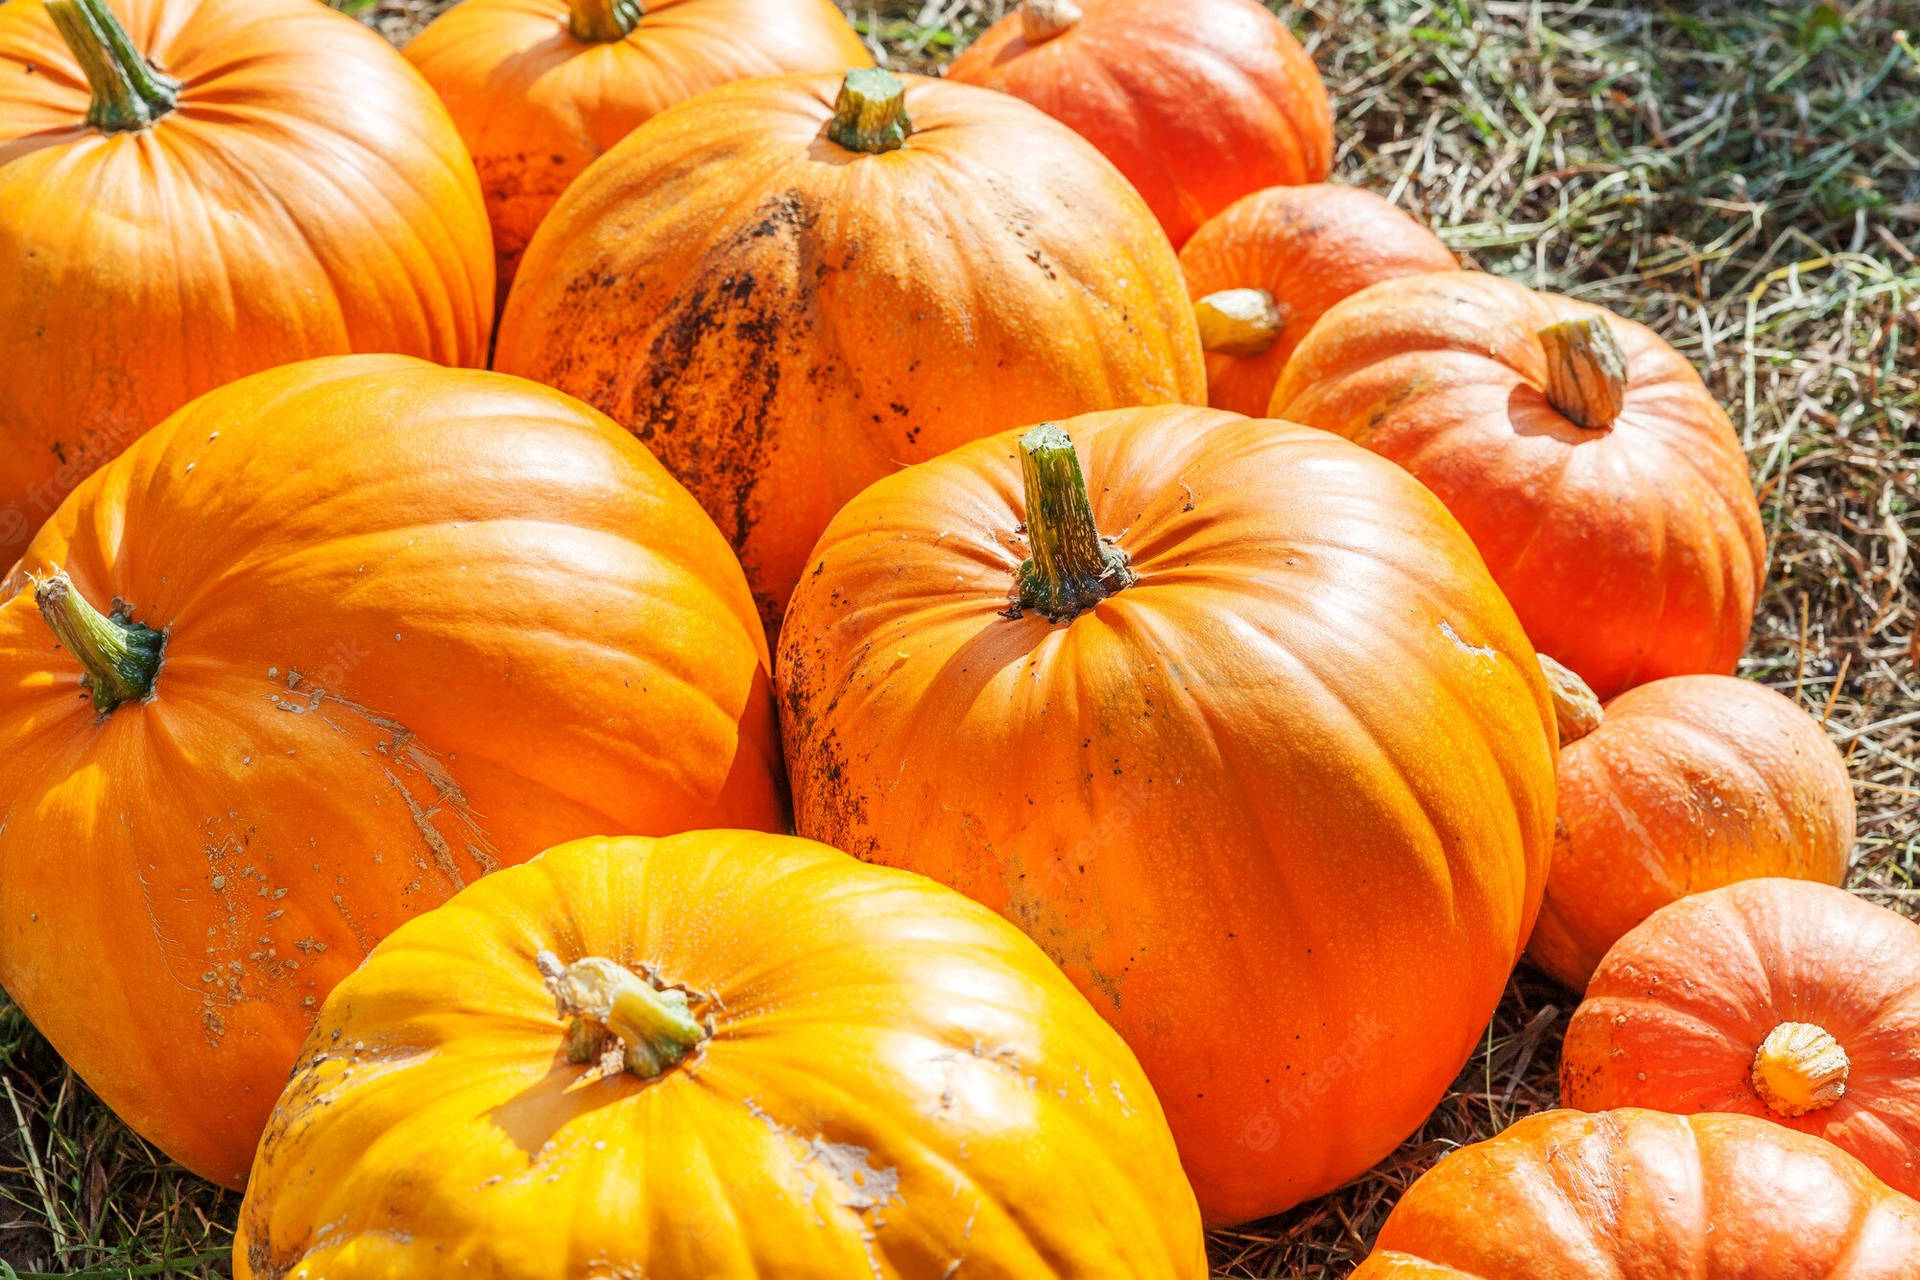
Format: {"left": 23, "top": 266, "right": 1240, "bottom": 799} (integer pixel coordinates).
{"left": 743, "top": 1098, "right": 902, "bottom": 1279}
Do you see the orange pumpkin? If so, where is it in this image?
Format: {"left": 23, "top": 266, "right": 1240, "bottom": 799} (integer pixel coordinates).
{"left": 0, "top": 0, "right": 493, "bottom": 563}
{"left": 776, "top": 407, "right": 1557, "bottom": 1223}
{"left": 1529, "top": 663, "right": 1854, "bottom": 989}
{"left": 1178, "top": 184, "right": 1458, "bottom": 417}
{"left": 497, "top": 68, "right": 1205, "bottom": 626}
{"left": 404, "top": 0, "right": 870, "bottom": 303}
{"left": 1270, "top": 271, "right": 1766, "bottom": 699}
{"left": 1562, "top": 880, "right": 1920, "bottom": 1200}
{"left": 947, "top": 0, "right": 1333, "bottom": 248}
{"left": 1352, "top": 1108, "right": 1920, "bottom": 1277}
{"left": 235, "top": 832, "right": 1206, "bottom": 1279}
{"left": 0, "top": 356, "right": 784, "bottom": 1189}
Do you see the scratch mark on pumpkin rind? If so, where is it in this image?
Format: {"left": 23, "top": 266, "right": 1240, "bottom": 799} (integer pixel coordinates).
{"left": 743, "top": 1098, "right": 902, "bottom": 1280}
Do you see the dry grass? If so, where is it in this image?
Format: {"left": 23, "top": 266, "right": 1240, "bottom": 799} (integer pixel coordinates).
{"left": 2, "top": 0, "right": 1915, "bottom": 1274}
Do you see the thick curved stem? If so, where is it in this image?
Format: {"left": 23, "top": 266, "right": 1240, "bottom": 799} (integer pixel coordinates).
{"left": 1195, "top": 288, "right": 1284, "bottom": 358}
{"left": 1539, "top": 654, "right": 1603, "bottom": 747}
{"left": 568, "top": 0, "right": 643, "bottom": 43}
{"left": 1751, "top": 1022, "right": 1849, "bottom": 1118}
{"left": 538, "top": 951, "right": 705, "bottom": 1079}
{"left": 1538, "top": 316, "right": 1629, "bottom": 430}
{"left": 1021, "top": 0, "right": 1083, "bottom": 43}
{"left": 45, "top": 0, "right": 179, "bottom": 133}
{"left": 1015, "top": 424, "right": 1134, "bottom": 621}
{"left": 35, "top": 571, "right": 164, "bottom": 714}
{"left": 826, "top": 68, "right": 913, "bottom": 154}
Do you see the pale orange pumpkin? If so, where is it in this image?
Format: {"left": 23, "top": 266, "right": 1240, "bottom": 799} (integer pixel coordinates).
{"left": 236, "top": 832, "right": 1206, "bottom": 1279}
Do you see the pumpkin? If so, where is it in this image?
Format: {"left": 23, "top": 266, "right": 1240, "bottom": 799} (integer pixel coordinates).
{"left": 1528, "top": 661, "right": 1855, "bottom": 989}
{"left": 0, "top": 356, "right": 784, "bottom": 1189}
{"left": 497, "top": 68, "right": 1205, "bottom": 626}
{"left": 1178, "top": 184, "right": 1458, "bottom": 417}
{"left": 1353, "top": 1108, "right": 1920, "bottom": 1277}
{"left": 946, "top": 0, "right": 1333, "bottom": 248}
{"left": 234, "top": 831, "right": 1206, "bottom": 1279}
{"left": 1562, "top": 879, "right": 1920, "bottom": 1200}
{"left": 0, "top": 0, "right": 493, "bottom": 564}
{"left": 403, "top": 0, "right": 870, "bottom": 303}
{"left": 776, "top": 406, "right": 1557, "bottom": 1223}
{"left": 1269, "top": 271, "right": 1766, "bottom": 699}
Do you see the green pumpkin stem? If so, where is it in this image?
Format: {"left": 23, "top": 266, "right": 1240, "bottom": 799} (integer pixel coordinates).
{"left": 826, "top": 68, "right": 913, "bottom": 154}
{"left": 35, "top": 571, "right": 164, "bottom": 714}
{"left": 45, "top": 0, "right": 179, "bottom": 133}
{"left": 1015, "top": 424, "right": 1135, "bottom": 621}
{"left": 1195, "top": 288, "right": 1284, "bottom": 358}
{"left": 568, "top": 0, "right": 643, "bottom": 43}
{"left": 537, "top": 951, "right": 705, "bottom": 1079}
{"left": 1538, "top": 316, "right": 1629, "bottom": 430}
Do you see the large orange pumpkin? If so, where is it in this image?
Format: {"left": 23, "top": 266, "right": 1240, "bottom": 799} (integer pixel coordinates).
{"left": 946, "top": 0, "right": 1333, "bottom": 248}
{"left": 497, "top": 68, "right": 1205, "bottom": 625}
{"left": 0, "top": 356, "right": 783, "bottom": 1189}
{"left": 404, "top": 0, "right": 869, "bottom": 302}
{"left": 1529, "top": 663, "right": 1855, "bottom": 989}
{"left": 1352, "top": 1108, "right": 1920, "bottom": 1277}
{"left": 0, "top": 0, "right": 493, "bottom": 562}
{"left": 1270, "top": 271, "right": 1766, "bottom": 699}
{"left": 776, "top": 406, "right": 1557, "bottom": 1223}
{"left": 1178, "top": 184, "right": 1458, "bottom": 417}
{"left": 235, "top": 832, "right": 1206, "bottom": 1279}
{"left": 1563, "top": 880, "right": 1920, "bottom": 1200}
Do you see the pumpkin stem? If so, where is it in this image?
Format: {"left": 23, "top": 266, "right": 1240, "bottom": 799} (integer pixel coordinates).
{"left": 1015, "top": 424, "right": 1135, "bottom": 621}
{"left": 567, "top": 0, "right": 643, "bottom": 43}
{"left": 1539, "top": 654, "right": 1603, "bottom": 747}
{"left": 537, "top": 951, "right": 705, "bottom": 1079}
{"left": 1751, "top": 1022, "right": 1849, "bottom": 1118}
{"left": 826, "top": 68, "right": 912, "bottom": 154}
{"left": 1538, "top": 316, "right": 1629, "bottom": 430}
{"left": 1195, "top": 288, "right": 1284, "bottom": 358}
{"left": 45, "top": 0, "right": 179, "bottom": 133}
{"left": 1021, "top": 0, "right": 1083, "bottom": 43}
{"left": 34, "top": 571, "right": 164, "bottom": 714}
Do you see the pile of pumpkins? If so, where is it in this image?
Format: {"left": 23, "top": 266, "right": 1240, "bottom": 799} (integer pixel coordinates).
{"left": 0, "top": 0, "right": 1913, "bottom": 1274}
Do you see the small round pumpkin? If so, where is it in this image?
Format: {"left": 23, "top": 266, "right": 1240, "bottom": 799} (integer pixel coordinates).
{"left": 946, "top": 0, "right": 1333, "bottom": 247}
{"left": 404, "top": 0, "right": 870, "bottom": 302}
{"left": 234, "top": 831, "right": 1206, "bottom": 1279}
{"left": 1178, "top": 184, "right": 1458, "bottom": 417}
{"left": 0, "top": 0, "right": 493, "bottom": 562}
{"left": 0, "top": 356, "right": 784, "bottom": 1189}
{"left": 497, "top": 68, "right": 1205, "bottom": 625}
{"left": 1562, "top": 879, "right": 1920, "bottom": 1200}
{"left": 1352, "top": 1108, "right": 1920, "bottom": 1277}
{"left": 1528, "top": 661, "right": 1855, "bottom": 989}
{"left": 1270, "top": 271, "right": 1766, "bottom": 699}
{"left": 777, "top": 406, "right": 1557, "bottom": 1223}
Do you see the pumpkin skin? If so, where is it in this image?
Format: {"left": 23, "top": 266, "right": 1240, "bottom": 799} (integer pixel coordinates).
{"left": 0, "top": 356, "right": 784, "bottom": 1189}
{"left": 0, "top": 0, "right": 493, "bottom": 563}
{"left": 1178, "top": 184, "right": 1458, "bottom": 417}
{"left": 1528, "top": 670, "right": 1855, "bottom": 989}
{"left": 234, "top": 831, "right": 1206, "bottom": 1279}
{"left": 946, "top": 0, "right": 1333, "bottom": 248}
{"left": 1562, "top": 880, "right": 1920, "bottom": 1200}
{"left": 1352, "top": 1108, "right": 1920, "bottom": 1278}
{"left": 497, "top": 70, "right": 1205, "bottom": 626}
{"left": 403, "top": 0, "right": 870, "bottom": 303}
{"left": 1270, "top": 271, "right": 1766, "bottom": 699}
{"left": 776, "top": 405, "right": 1558, "bottom": 1224}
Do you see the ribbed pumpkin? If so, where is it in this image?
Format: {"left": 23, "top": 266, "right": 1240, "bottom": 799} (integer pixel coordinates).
{"left": 1179, "top": 184, "right": 1458, "bottom": 417}
{"left": 777, "top": 406, "right": 1557, "bottom": 1223}
{"left": 497, "top": 69, "right": 1205, "bottom": 625}
{"left": 0, "top": 0, "right": 492, "bottom": 563}
{"left": 1352, "top": 1109, "right": 1920, "bottom": 1278}
{"left": 1563, "top": 880, "right": 1920, "bottom": 1201}
{"left": 235, "top": 832, "right": 1206, "bottom": 1279}
{"left": 1529, "top": 662, "right": 1855, "bottom": 989}
{"left": 946, "top": 0, "right": 1333, "bottom": 247}
{"left": 1270, "top": 271, "right": 1766, "bottom": 699}
{"left": 404, "top": 0, "right": 869, "bottom": 302}
{"left": 0, "top": 357, "right": 783, "bottom": 1189}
